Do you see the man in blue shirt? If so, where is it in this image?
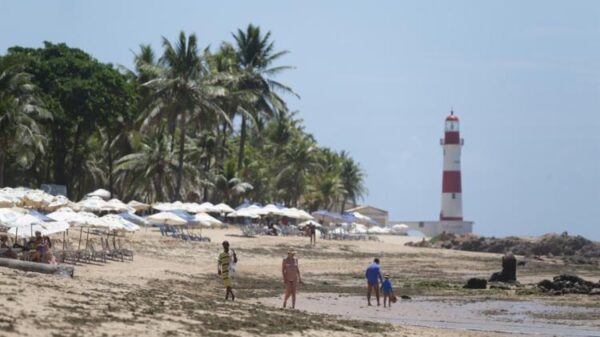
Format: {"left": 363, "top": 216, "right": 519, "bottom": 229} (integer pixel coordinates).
{"left": 365, "top": 258, "right": 383, "bottom": 306}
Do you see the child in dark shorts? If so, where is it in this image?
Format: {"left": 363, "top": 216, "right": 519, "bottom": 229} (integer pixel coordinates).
{"left": 381, "top": 274, "right": 395, "bottom": 308}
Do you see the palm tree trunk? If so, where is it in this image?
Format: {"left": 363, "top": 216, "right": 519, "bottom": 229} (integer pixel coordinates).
{"left": 237, "top": 114, "right": 247, "bottom": 171}
{"left": 175, "top": 110, "right": 186, "bottom": 201}
{"left": 220, "top": 122, "right": 228, "bottom": 172}
{"left": 0, "top": 150, "right": 5, "bottom": 187}
{"left": 107, "top": 129, "right": 114, "bottom": 199}
{"left": 340, "top": 196, "right": 348, "bottom": 214}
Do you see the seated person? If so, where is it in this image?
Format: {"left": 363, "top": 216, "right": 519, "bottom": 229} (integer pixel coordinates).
{"left": 28, "top": 231, "right": 45, "bottom": 262}
{"left": 0, "top": 235, "right": 17, "bottom": 259}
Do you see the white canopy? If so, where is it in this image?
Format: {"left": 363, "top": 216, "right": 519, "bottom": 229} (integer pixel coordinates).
{"left": 100, "top": 214, "right": 140, "bottom": 232}
{"left": 8, "top": 220, "right": 70, "bottom": 238}
{"left": 198, "top": 202, "right": 218, "bottom": 213}
{"left": 391, "top": 224, "right": 409, "bottom": 234}
{"left": 227, "top": 209, "right": 260, "bottom": 219}
{"left": 0, "top": 208, "right": 26, "bottom": 227}
{"left": 146, "top": 212, "right": 187, "bottom": 226}
{"left": 127, "top": 200, "right": 151, "bottom": 212}
{"left": 103, "top": 199, "right": 131, "bottom": 212}
{"left": 193, "top": 212, "right": 222, "bottom": 227}
{"left": 298, "top": 220, "right": 322, "bottom": 228}
{"left": 214, "top": 203, "right": 234, "bottom": 213}
{"left": 87, "top": 188, "right": 111, "bottom": 200}
{"left": 77, "top": 196, "right": 109, "bottom": 213}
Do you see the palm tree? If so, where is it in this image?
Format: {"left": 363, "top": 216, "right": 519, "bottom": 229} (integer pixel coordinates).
{"left": 0, "top": 56, "right": 51, "bottom": 186}
{"left": 141, "top": 31, "right": 228, "bottom": 200}
{"left": 212, "top": 160, "right": 253, "bottom": 205}
{"left": 339, "top": 152, "right": 367, "bottom": 213}
{"left": 113, "top": 133, "right": 181, "bottom": 202}
{"left": 276, "top": 137, "right": 319, "bottom": 206}
{"left": 306, "top": 172, "right": 345, "bottom": 211}
{"left": 232, "top": 24, "right": 298, "bottom": 170}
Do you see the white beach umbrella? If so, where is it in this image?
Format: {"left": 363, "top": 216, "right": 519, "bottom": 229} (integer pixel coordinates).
{"left": 146, "top": 212, "right": 188, "bottom": 226}
{"left": 227, "top": 209, "right": 260, "bottom": 219}
{"left": 183, "top": 202, "right": 204, "bottom": 213}
{"left": 198, "top": 202, "right": 217, "bottom": 213}
{"left": 295, "top": 209, "right": 314, "bottom": 220}
{"left": 8, "top": 221, "right": 69, "bottom": 238}
{"left": 367, "top": 226, "right": 387, "bottom": 234}
{"left": 298, "top": 220, "right": 322, "bottom": 228}
{"left": 260, "top": 204, "right": 281, "bottom": 216}
{"left": 86, "top": 188, "right": 111, "bottom": 200}
{"left": 103, "top": 198, "right": 131, "bottom": 213}
{"left": 214, "top": 203, "right": 234, "bottom": 213}
{"left": 239, "top": 204, "right": 263, "bottom": 216}
{"left": 100, "top": 214, "right": 140, "bottom": 232}
{"left": 127, "top": 200, "right": 150, "bottom": 212}
{"left": 391, "top": 224, "right": 409, "bottom": 234}
{"left": 0, "top": 195, "right": 16, "bottom": 208}
{"left": 77, "top": 196, "right": 109, "bottom": 213}
{"left": 194, "top": 212, "right": 222, "bottom": 227}
{"left": 46, "top": 195, "right": 72, "bottom": 211}
{"left": 152, "top": 202, "right": 174, "bottom": 212}
{"left": 0, "top": 208, "right": 28, "bottom": 228}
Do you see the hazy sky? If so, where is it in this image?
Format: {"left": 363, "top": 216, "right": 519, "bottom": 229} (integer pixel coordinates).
{"left": 1, "top": 1, "right": 599, "bottom": 239}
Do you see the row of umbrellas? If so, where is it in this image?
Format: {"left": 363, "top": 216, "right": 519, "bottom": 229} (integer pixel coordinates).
{"left": 228, "top": 204, "right": 313, "bottom": 220}
{"left": 0, "top": 207, "right": 143, "bottom": 238}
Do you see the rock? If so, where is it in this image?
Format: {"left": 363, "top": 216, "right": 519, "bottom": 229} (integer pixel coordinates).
{"left": 538, "top": 279, "right": 555, "bottom": 290}
{"left": 464, "top": 278, "right": 487, "bottom": 289}
{"left": 590, "top": 288, "right": 600, "bottom": 295}
{"left": 400, "top": 295, "right": 411, "bottom": 300}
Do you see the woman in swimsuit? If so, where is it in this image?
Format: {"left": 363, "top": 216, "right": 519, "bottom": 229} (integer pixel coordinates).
{"left": 282, "top": 249, "right": 302, "bottom": 309}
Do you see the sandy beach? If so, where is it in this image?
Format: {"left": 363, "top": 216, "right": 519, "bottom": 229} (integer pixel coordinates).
{"left": 1, "top": 228, "right": 599, "bottom": 337}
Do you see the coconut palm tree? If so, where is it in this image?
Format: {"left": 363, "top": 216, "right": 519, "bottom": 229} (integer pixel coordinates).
{"left": 339, "top": 151, "right": 367, "bottom": 213}
{"left": 276, "top": 137, "right": 320, "bottom": 206}
{"left": 0, "top": 56, "right": 51, "bottom": 186}
{"left": 114, "top": 133, "right": 184, "bottom": 202}
{"left": 212, "top": 160, "right": 253, "bottom": 205}
{"left": 232, "top": 24, "right": 297, "bottom": 170}
{"left": 141, "top": 31, "right": 228, "bottom": 200}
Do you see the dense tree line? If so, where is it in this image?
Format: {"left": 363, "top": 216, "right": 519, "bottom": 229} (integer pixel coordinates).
{"left": 0, "top": 25, "right": 366, "bottom": 211}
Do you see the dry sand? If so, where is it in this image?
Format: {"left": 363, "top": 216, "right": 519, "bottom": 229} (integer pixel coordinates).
{"left": 1, "top": 227, "right": 598, "bottom": 337}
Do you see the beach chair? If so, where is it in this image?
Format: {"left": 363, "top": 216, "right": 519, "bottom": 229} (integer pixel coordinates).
{"left": 117, "top": 239, "right": 134, "bottom": 261}
{"left": 88, "top": 241, "right": 107, "bottom": 263}
{"left": 102, "top": 237, "right": 124, "bottom": 262}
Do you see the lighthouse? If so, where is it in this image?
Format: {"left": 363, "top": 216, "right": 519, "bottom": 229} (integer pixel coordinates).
{"left": 440, "top": 110, "right": 463, "bottom": 221}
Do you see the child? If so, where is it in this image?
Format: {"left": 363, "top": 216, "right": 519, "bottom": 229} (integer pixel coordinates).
{"left": 381, "top": 274, "right": 395, "bottom": 308}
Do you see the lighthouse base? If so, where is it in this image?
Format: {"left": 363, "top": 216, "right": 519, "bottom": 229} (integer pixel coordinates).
{"left": 388, "top": 220, "right": 473, "bottom": 238}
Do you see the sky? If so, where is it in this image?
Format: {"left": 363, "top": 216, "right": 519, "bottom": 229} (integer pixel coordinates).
{"left": 1, "top": 1, "right": 599, "bottom": 239}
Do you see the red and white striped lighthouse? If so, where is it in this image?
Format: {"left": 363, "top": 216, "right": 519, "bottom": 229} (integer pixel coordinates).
{"left": 440, "top": 110, "right": 464, "bottom": 221}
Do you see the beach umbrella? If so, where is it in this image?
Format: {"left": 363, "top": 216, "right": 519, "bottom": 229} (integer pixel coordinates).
{"left": 214, "top": 203, "right": 234, "bottom": 213}
{"left": 118, "top": 212, "right": 149, "bottom": 227}
{"left": 46, "top": 195, "right": 73, "bottom": 211}
{"left": 260, "top": 204, "right": 282, "bottom": 216}
{"left": 7, "top": 218, "right": 69, "bottom": 238}
{"left": 146, "top": 212, "right": 187, "bottom": 226}
{"left": 127, "top": 200, "right": 150, "bottom": 212}
{"left": 227, "top": 209, "right": 260, "bottom": 219}
{"left": 152, "top": 202, "right": 174, "bottom": 212}
{"left": 194, "top": 212, "right": 222, "bottom": 227}
{"left": 0, "top": 195, "right": 16, "bottom": 208}
{"left": 100, "top": 214, "right": 140, "bottom": 232}
{"left": 298, "top": 220, "right": 322, "bottom": 228}
{"left": 198, "top": 202, "right": 217, "bottom": 213}
{"left": 183, "top": 202, "right": 204, "bottom": 213}
{"left": 76, "top": 196, "right": 109, "bottom": 213}
{"left": 0, "top": 208, "right": 28, "bottom": 228}
{"left": 391, "top": 224, "right": 409, "bottom": 234}
{"left": 238, "top": 204, "right": 263, "bottom": 217}
{"left": 86, "top": 188, "right": 111, "bottom": 200}
{"left": 351, "top": 212, "right": 379, "bottom": 226}
{"left": 295, "top": 209, "right": 314, "bottom": 220}
{"left": 367, "top": 226, "right": 387, "bottom": 234}
{"left": 103, "top": 198, "right": 131, "bottom": 213}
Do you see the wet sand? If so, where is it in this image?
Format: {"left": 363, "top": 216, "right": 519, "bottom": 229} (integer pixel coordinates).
{"left": 258, "top": 293, "right": 600, "bottom": 337}
{"left": 1, "top": 227, "right": 599, "bottom": 337}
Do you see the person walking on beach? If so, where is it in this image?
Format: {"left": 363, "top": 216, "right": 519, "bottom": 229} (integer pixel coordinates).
{"left": 282, "top": 249, "right": 302, "bottom": 309}
{"left": 309, "top": 223, "right": 317, "bottom": 246}
{"left": 218, "top": 241, "right": 237, "bottom": 301}
{"left": 381, "top": 274, "right": 395, "bottom": 308}
{"left": 365, "top": 258, "right": 383, "bottom": 306}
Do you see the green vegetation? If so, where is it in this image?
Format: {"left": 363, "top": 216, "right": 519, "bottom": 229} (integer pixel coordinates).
{"left": 0, "top": 25, "right": 366, "bottom": 209}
